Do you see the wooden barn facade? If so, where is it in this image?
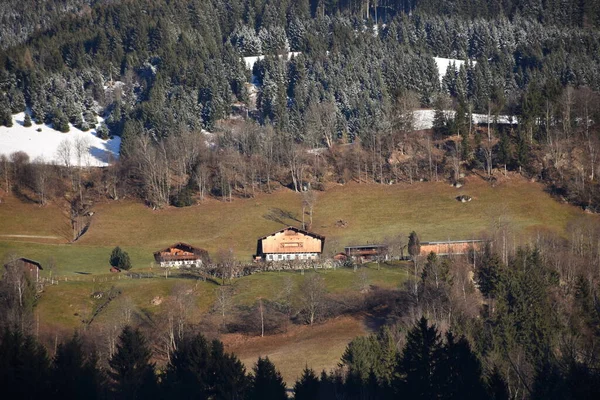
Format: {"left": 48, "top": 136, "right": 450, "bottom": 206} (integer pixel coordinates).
{"left": 256, "top": 227, "right": 325, "bottom": 262}
{"left": 420, "top": 240, "right": 482, "bottom": 256}
{"left": 153, "top": 243, "right": 209, "bottom": 268}
{"left": 3, "top": 258, "right": 43, "bottom": 282}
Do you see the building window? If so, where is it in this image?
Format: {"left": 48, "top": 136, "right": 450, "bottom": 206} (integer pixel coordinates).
{"left": 278, "top": 255, "right": 283, "bottom": 260}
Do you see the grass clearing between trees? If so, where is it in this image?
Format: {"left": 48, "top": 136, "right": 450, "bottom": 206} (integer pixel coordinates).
{"left": 222, "top": 315, "right": 368, "bottom": 387}
{"left": 0, "top": 175, "right": 589, "bottom": 276}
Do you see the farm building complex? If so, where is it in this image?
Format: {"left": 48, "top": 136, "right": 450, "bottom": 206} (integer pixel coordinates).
{"left": 256, "top": 226, "right": 325, "bottom": 262}
{"left": 153, "top": 243, "right": 209, "bottom": 268}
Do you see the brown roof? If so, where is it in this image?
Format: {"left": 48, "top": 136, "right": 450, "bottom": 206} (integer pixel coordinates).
{"left": 3, "top": 258, "right": 43, "bottom": 270}
{"left": 153, "top": 243, "right": 208, "bottom": 262}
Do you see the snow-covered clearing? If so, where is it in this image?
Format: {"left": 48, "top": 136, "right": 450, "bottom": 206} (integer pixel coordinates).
{"left": 0, "top": 113, "right": 120, "bottom": 167}
{"left": 433, "top": 57, "right": 477, "bottom": 83}
{"left": 413, "top": 109, "right": 516, "bottom": 131}
{"left": 243, "top": 52, "right": 302, "bottom": 70}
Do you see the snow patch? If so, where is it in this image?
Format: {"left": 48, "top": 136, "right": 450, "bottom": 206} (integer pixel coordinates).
{"left": 243, "top": 52, "right": 302, "bottom": 70}
{"left": 413, "top": 109, "right": 517, "bottom": 131}
{"left": 0, "top": 113, "right": 120, "bottom": 167}
{"left": 433, "top": 57, "right": 477, "bottom": 83}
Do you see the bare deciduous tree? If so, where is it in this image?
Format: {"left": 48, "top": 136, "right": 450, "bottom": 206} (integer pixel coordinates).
{"left": 299, "top": 273, "right": 326, "bottom": 325}
{"left": 32, "top": 157, "right": 49, "bottom": 205}
{"left": 301, "top": 189, "right": 317, "bottom": 230}
{"left": 214, "top": 285, "right": 235, "bottom": 326}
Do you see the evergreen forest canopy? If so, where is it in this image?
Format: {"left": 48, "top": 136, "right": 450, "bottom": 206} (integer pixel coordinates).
{"left": 0, "top": 0, "right": 600, "bottom": 210}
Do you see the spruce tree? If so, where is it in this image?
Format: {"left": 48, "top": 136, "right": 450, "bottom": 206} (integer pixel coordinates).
{"left": 294, "top": 366, "right": 320, "bottom": 400}
{"left": 108, "top": 327, "right": 157, "bottom": 400}
{"left": 396, "top": 317, "right": 443, "bottom": 399}
{"left": 249, "top": 357, "right": 287, "bottom": 400}
{"left": 164, "top": 334, "right": 211, "bottom": 398}
{"left": 23, "top": 113, "right": 32, "bottom": 127}
{"left": 110, "top": 246, "right": 132, "bottom": 271}
{"left": 51, "top": 334, "right": 103, "bottom": 400}
{"left": 438, "top": 332, "right": 487, "bottom": 400}
{"left": 208, "top": 339, "right": 249, "bottom": 400}
{"left": 0, "top": 330, "right": 50, "bottom": 399}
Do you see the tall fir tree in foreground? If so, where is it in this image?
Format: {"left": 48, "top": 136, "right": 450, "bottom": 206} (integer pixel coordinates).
{"left": 249, "top": 356, "right": 287, "bottom": 400}
{"left": 108, "top": 326, "right": 157, "bottom": 400}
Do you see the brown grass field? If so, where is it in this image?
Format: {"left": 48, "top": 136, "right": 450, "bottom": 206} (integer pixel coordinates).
{"left": 222, "top": 315, "right": 368, "bottom": 386}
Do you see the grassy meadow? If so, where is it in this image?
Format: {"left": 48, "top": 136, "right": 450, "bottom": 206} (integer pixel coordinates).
{"left": 2, "top": 175, "right": 596, "bottom": 385}
{"left": 0, "top": 175, "right": 589, "bottom": 275}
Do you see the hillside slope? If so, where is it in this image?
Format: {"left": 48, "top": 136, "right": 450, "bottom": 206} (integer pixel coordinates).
{"left": 0, "top": 175, "right": 591, "bottom": 275}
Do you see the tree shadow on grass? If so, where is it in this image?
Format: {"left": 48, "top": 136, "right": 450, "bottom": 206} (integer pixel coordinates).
{"left": 262, "top": 207, "right": 301, "bottom": 226}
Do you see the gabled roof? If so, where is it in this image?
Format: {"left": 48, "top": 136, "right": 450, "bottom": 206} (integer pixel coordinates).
{"left": 258, "top": 226, "right": 325, "bottom": 241}
{"left": 3, "top": 257, "right": 43, "bottom": 270}
{"left": 153, "top": 242, "right": 208, "bottom": 256}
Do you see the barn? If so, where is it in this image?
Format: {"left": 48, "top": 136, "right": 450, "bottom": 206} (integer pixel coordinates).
{"left": 3, "top": 258, "right": 43, "bottom": 282}
{"left": 153, "top": 243, "right": 209, "bottom": 268}
{"left": 420, "top": 240, "right": 482, "bottom": 256}
{"left": 344, "top": 244, "right": 389, "bottom": 263}
{"left": 256, "top": 226, "right": 325, "bottom": 262}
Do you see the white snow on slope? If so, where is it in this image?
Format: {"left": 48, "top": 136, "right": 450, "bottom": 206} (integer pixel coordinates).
{"left": 0, "top": 113, "right": 120, "bottom": 167}
{"left": 433, "top": 57, "right": 477, "bottom": 83}
{"left": 413, "top": 109, "right": 516, "bottom": 131}
{"left": 243, "top": 52, "right": 302, "bottom": 70}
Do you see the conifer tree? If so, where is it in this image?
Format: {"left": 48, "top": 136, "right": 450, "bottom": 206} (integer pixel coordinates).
{"left": 23, "top": 113, "right": 32, "bottom": 127}
{"left": 108, "top": 326, "right": 157, "bottom": 400}
{"left": 438, "top": 332, "right": 487, "bottom": 400}
{"left": 51, "top": 334, "right": 103, "bottom": 400}
{"left": 395, "top": 317, "right": 443, "bottom": 399}
{"left": 110, "top": 247, "right": 132, "bottom": 271}
{"left": 294, "top": 366, "right": 320, "bottom": 400}
{"left": 0, "top": 329, "right": 50, "bottom": 399}
{"left": 208, "top": 339, "right": 249, "bottom": 399}
{"left": 249, "top": 357, "right": 287, "bottom": 400}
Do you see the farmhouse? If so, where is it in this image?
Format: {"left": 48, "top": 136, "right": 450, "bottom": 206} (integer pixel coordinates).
{"left": 153, "top": 243, "right": 209, "bottom": 268}
{"left": 256, "top": 226, "right": 325, "bottom": 262}
{"left": 3, "top": 257, "right": 43, "bottom": 282}
{"left": 344, "top": 244, "right": 389, "bottom": 263}
{"left": 420, "top": 239, "right": 483, "bottom": 256}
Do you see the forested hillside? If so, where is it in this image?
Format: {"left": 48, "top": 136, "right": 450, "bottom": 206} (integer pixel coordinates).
{"left": 0, "top": 0, "right": 599, "bottom": 212}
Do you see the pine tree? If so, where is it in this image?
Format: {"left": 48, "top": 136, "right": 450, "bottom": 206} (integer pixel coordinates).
{"left": 108, "top": 326, "right": 157, "bottom": 400}
{"left": 110, "top": 246, "right": 132, "bottom": 271}
{"left": 249, "top": 357, "right": 287, "bottom": 400}
{"left": 486, "top": 367, "right": 509, "bottom": 400}
{"left": 208, "top": 339, "right": 249, "bottom": 399}
{"left": 476, "top": 244, "right": 503, "bottom": 299}
{"left": 23, "top": 113, "right": 32, "bottom": 127}
{"left": 294, "top": 366, "right": 320, "bottom": 400}
{"left": 164, "top": 334, "right": 211, "bottom": 398}
{"left": 51, "top": 334, "right": 103, "bottom": 400}
{"left": 0, "top": 330, "right": 50, "bottom": 399}
{"left": 438, "top": 332, "right": 487, "bottom": 400}
{"left": 396, "top": 317, "right": 443, "bottom": 399}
